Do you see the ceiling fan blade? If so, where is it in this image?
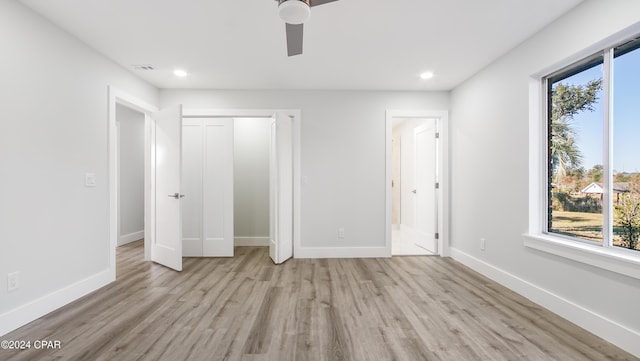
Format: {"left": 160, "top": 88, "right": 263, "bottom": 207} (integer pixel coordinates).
{"left": 309, "top": 0, "right": 339, "bottom": 7}
{"left": 286, "top": 23, "right": 304, "bottom": 56}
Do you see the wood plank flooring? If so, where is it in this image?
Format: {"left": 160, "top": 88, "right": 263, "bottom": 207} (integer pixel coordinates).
{"left": 0, "top": 241, "right": 636, "bottom": 361}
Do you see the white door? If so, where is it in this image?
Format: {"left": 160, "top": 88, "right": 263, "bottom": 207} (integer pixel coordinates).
{"left": 269, "top": 113, "right": 293, "bottom": 264}
{"left": 202, "top": 118, "right": 234, "bottom": 257}
{"left": 152, "top": 105, "right": 183, "bottom": 271}
{"left": 181, "top": 118, "right": 234, "bottom": 257}
{"left": 414, "top": 121, "right": 438, "bottom": 253}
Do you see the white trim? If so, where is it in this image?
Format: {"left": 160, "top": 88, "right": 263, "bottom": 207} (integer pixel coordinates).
{"left": 108, "top": 86, "right": 158, "bottom": 279}
{"left": 183, "top": 108, "right": 293, "bottom": 118}
{"left": 450, "top": 247, "right": 640, "bottom": 358}
{"left": 528, "top": 77, "right": 546, "bottom": 235}
{"left": 0, "top": 269, "right": 112, "bottom": 337}
{"left": 235, "top": 237, "right": 270, "bottom": 246}
{"left": 144, "top": 112, "right": 154, "bottom": 262}
{"left": 523, "top": 234, "right": 640, "bottom": 280}
{"left": 293, "top": 111, "right": 302, "bottom": 261}
{"left": 602, "top": 48, "right": 614, "bottom": 248}
{"left": 118, "top": 230, "right": 145, "bottom": 246}
{"left": 295, "top": 246, "right": 388, "bottom": 259}
{"left": 184, "top": 108, "right": 301, "bottom": 260}
{"left": 117, "top": 121, "right": 121, "bottom": 242}
{"left": 385, "top": 110, "right": 450, "bottom": 258}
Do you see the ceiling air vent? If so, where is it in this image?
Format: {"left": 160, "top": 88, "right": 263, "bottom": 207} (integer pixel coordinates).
{"left": 132, "top": 64, "right": 155, "bottom": 71}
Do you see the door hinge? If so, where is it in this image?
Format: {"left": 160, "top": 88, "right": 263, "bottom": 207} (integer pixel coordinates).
{"left": 435, "top": 182, "right": 439, "bottom": 189}
{"left": 435, "top": 233, "right": 439, "bottom": 240}
{"left": 435, "top": 132, "right": 440, "bottom": 139}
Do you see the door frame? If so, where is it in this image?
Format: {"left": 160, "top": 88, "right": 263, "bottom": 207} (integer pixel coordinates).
{"left": 385, "top": 110, "right": 449, "bottom": 257}
{"left": 108, "top": 86, "right": 158, "bottom": 280}
{"left": 183, "top": 108, "right": 301, "bottom": 259}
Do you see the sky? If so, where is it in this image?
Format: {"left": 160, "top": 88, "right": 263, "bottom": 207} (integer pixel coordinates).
{"left": 559, "top": 48, "right": 640, "bottom": 173}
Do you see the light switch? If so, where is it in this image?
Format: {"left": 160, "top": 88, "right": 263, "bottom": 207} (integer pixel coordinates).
{"left": 85, "top": 173, "right": 96, "bottom": 187}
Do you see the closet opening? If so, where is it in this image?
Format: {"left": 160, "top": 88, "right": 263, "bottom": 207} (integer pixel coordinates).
{"left": 233, "top": 118, "right": 271, "bottom": 248}
{"left": 180, "top": 113, "right": 295, "bottom": 264}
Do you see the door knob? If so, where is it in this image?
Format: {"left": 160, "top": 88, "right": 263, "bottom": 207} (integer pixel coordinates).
{"left": 168, "top": 193, "right": 185, "bottom": 199}
{"left": 412, "top": 189, "right": 417, "bottom": 194}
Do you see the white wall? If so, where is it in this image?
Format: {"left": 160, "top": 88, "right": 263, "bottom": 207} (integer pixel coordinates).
{"left": 0, "top": 0, "right": 157, "bottom": 335}
{"left": 234, "top": 118, "right": 270, "bottom": 244}
{"left": 161, "top": 90, "right": 449, "bottom": 254}
{"left": 117, "top": 104, "right": 145, "bottom": 245}
{"left": 450, "top": 0, "right": 640, "bottom": 356}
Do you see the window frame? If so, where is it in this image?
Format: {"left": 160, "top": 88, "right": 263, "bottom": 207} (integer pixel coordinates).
{"left": 543, "top": 51, "right": 610, "bottom": 247}
{"left": 525, "top": 27, "right": 640, "bottom": 280}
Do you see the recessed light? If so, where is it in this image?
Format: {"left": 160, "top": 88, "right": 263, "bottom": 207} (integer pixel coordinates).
{"left": 420, "top": 71, "right": 434, "bottom": 80}
{"left": 173, "top": 69, "right": 188, "bottom": 77}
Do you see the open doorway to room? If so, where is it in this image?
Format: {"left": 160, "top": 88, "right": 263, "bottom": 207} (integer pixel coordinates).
{"left": 391, "top": 117, "right": 437, "bottom": 255}
{"left": 116, "top": 104, "right": 146, "bottom": 257}
{"left": 108, "top": 87, "right": 159, "bottom": 277}
{"left": 386, "top": 110, "right": 449, "bottom": 258}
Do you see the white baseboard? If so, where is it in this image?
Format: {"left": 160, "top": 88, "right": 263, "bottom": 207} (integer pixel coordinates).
{"left": 118, "top": 230, "right": 144, "bottom": 246}
{"left": 235, "top": 237, "right": 269, "bottom": 246}
{"left": 450, "top": 247, "right": 640, "bottom": 358}
{"left": 0, "top": 269, "right": 113, "bottom": 337}
{"left": 295, "top": 246, "right": 389, "bottom": 259}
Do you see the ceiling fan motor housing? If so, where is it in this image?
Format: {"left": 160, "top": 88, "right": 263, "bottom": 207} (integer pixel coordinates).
{"left": 278, "top": 0, "right": 311, "bottom": 24}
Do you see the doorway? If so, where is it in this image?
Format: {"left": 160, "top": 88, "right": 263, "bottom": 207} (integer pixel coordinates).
{"left": 391, "top": 118, "right": 437, "bottom": 255}
{"left": 116, "top": 104, "right": 145, "bottom": 250}
{"left": 233, "top": 118, "right": 271, "bottom": 247}
{"left": 108, "top": 87, "right": 159, "bottom": 279}
{"left": 385, "top": 110, "right": 449, "bottom": 257}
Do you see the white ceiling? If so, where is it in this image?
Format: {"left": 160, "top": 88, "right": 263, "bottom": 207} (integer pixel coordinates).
{"left": 19, "top": 0, "right": 583, "bottom": 91}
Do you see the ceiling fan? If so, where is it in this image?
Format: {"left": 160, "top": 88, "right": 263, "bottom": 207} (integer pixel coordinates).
{"left": 276, "top": 0, "right": 339, "bottom": 56}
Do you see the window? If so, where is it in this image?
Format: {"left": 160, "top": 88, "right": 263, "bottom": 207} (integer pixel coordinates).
{"left": 545, "top": 36, "right": 640, "bottom": 253}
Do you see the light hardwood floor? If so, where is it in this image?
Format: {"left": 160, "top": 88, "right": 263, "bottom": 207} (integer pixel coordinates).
{"left": 392, "top": 226, "right": 433, "bottom": 256}
{"left": 1, "top": 241, "right": 636, "bottom": 361}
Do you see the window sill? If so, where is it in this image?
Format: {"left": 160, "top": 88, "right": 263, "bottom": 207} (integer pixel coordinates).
{"left": 523, "top": 234, "right": 640, "bottom": 280}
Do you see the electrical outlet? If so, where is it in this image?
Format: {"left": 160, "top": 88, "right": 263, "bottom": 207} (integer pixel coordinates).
{"left": 85, "top": 173, "right": 96, "bottom": 187}
{"left": 338, "top": 227, "right": 345, "bottom": 239}
{"left": 480, "top": 238, "right": 486, "bottom": 251}
{"left": 7, "top": 272, "right": 19, "bottom": 292}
